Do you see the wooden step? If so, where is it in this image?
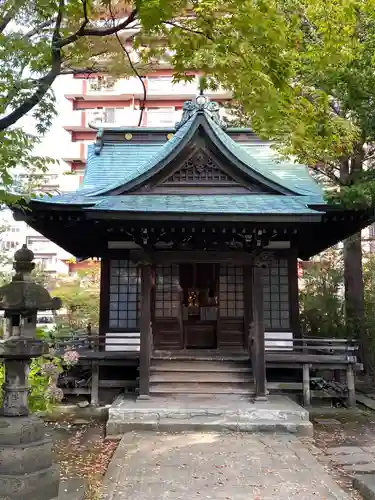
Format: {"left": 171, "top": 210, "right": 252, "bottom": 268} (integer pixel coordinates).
{"left": 150, "top": 371, "right": 253, "bottom": 383}
{"left": 150, "top": 360, "right": 251, "bottom": 373}
{"left": 149, "top": 383, "right": 255, "bottom": 395}
{"left": 152, "top": 351, "right": 249, "bottom": 362}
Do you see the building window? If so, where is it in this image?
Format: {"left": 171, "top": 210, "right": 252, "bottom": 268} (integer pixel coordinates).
{"left": 88, "top": 76, "right": 116, "bottom": 92}
{"left": 147, "top": 76, "right": 173, "bottom": 92}
{"left": 1, "top": 240, "right": 17, "bottom": 251}
{"left": 104, "top": 108, "right": 116, "bottom": 123}
{"left": 109, "top": 260, "right": 140, "bottom": 329}
{"left": 147, "top": 107, "right": 175, "bottom": 127}
{"left": 263, "top": 258, "right": 290, "bottom": 330}
{"left": 39, "top": 255, "right": 56, "bottom": 267}
{"left": 219, "top": 265, "right": 244, "bottom": 317}
{"left": 369, "top": 223, "right": 375, "bottom": 240}
{"left": 155, "top": 264, "right": 180, "bottom": 317}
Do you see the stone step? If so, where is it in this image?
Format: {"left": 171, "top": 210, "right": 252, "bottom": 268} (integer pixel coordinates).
{"left": 150, "top": 371, "right": 253, "bottom": 383}
{"left": 58, "top": 479, "right": 86, "bottom": 500}
{"left": 149, "top": 383, "right": 255, "bottom": 395}
{"left": 150, "top": 360, "right": 251, "bottom": 372}
{"left": 152, "top": 352, "right": 249, "bottom": 362}
{"left": 106, "top": 415, "right": 312, "bottom": 437}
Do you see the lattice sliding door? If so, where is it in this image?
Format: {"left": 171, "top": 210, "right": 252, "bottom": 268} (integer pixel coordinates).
{"left": 109, "top": 259, "right": 140, "bottom": 330}
{"left": 263, "top": 257, "right": 290, "bottom": 330}
{"left": 154, "top": 264, "right": 181, "bottom": 318}
{"left": 219, "top": 265, "right": 244, "bottom": 317}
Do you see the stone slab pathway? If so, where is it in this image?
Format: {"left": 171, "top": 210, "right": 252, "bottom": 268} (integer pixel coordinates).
{"left": 326, "top": 445, "right": 375, "bottom": 473}
{"left": 101, "top": 432, "right": 352, "bottom": 500}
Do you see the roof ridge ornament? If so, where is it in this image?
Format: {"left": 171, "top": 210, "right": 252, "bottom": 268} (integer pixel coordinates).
{"left": 175, "top": 95, "right": 227, "bottom": 131}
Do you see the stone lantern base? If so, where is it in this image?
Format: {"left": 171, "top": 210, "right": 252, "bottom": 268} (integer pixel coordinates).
{"left": 0, "top": 415, "right": 59, "bottom": 500}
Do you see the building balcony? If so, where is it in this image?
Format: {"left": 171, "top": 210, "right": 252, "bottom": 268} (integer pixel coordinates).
{"left": 65, "top": 75, "right": 232, "bottom": 102}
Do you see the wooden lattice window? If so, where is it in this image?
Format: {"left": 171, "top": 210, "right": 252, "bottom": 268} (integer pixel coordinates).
{"left": 109, "top": 260, "right": 140, "bottom": 329}
{"left": 165, "top": 151, "right": 234, "bottom": 184}
{"left": 155, "top": 264, "right": 180, "bottom": 317}
{"left": 263, "top": 258, "right": 290, "bottom": 329}
{"left": 219, "top": 265, "right": 244, "bottom": 317}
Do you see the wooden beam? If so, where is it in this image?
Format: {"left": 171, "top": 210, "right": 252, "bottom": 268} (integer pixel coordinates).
{"left": 253, "top": 265, "right": 267, "bottom": 400}
{"left": 99, "top": 257, "right": 110, "bottom": 343}
{"left": 138, "top": 264, "right": 153, "bottom": 399}
{"left": 244, "top": 265, "right": 252, "bottom": 355}
{"left": 302, "top": 364, "right": 310, "bottom": 406}
{"left": 90, "top": 361, "right": 99, "bottom": 406}
{"left": 346, "top": 364, "right": 356, "bottom": 408}
{"left": 288, "top": 249, "right": 300, "bottom": 337}
{"left": 153, "top": 251, "right": 255, "bottom": 265}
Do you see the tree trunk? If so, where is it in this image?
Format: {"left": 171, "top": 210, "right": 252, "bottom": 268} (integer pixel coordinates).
{"left": 341, "top": 147, "right": 369, "bottom": 373}
{"left": 343, "top": 234, "right": 368, "bottom": 368}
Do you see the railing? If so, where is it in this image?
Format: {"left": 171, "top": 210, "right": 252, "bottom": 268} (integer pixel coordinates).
{"left": 52, "top": 330, "right": 140, "bottom": 354}
{"left": 264, "top": 336, "right": 360, "bottom": 408}
{"left": 52, "top": 328, "right": 140, "bottom": 406}
{"left": 265, "top": 337, "right": 359, "bottom": 362}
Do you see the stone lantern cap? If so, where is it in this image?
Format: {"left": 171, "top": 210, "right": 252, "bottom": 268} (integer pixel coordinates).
{"left": 0, "top": 245, "right": 61, "bottom": 313}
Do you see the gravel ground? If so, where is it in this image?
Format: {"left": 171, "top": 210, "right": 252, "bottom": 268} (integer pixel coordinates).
{"left": 46, "top": 422, "right": 117, "bottom": 500}
{"left": 306, "top": 409, "right": 375, "bottom": 499}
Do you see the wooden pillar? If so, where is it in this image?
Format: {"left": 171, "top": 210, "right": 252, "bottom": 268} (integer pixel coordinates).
{"left": 302, "top": 363, "right": 310, "bottom": 407}
{"left": 288, "top": 250, "right": 301, "bottom": 338}
{"left": 346, "top": 364, "right": 356, "bottom": 408}
{"left": 99, "top": 256, "right": 110, "bottom": 350}
{"left": 253, "top": 265, "right": 267, "bottom": 400}
{"left": 138, "top": 264, "right": 152, "bottom": 400}
{"left": 244, "top": 266, "right": 252, "bottom": 355}
{"left": 91, "top": 361, "right": 99, "bottom": 407}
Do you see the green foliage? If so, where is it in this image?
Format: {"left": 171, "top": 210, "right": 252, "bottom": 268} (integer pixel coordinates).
{"left": 299, "top": 249, "right": 346, "bottom": 338}
{"left": 300, "top": 250, "right": 375, "bottom": 374}
{"left": 137, "top": 0, "right": 375, "bottom": 204}
{"left": 0, "top": 356, "right": 62, "bottom": 413}
{"left": 51, "top": 266, "right": 100, "bottom": 331}
{"left": 3, "top": 0, "right": 375, "bottom": 206}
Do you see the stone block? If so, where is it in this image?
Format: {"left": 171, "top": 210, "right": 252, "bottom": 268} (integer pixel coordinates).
{"left": 0, "top": 438, "right": 53, "bottom": 474}
{"left": 106, "top": 420, "right": 159, "bottom": 436}
{"left": 326, "top": 446, "right": 364, "bottom": 455}
{"left": 58, "top": 479, "right": 86, "bottom": 500}
{"left": 353, "top": 474, "right": 375, "bottom": 500}
{"left": 158, "top": 417, "right": 237, "bottom": 433}
{"left": 330, "top": 453, "right": 373, "bottom": 466}
{"left": 0, "top": 416, "right": 45, "bottom": 445}
{"left": 314, "top": 418, "right": 341, "bottom": 425}
{"left": 343, "top": 463, "right": 375, "bottom": 474}
{"left": 0, "top": 464, "right": 59, "bottom": 500}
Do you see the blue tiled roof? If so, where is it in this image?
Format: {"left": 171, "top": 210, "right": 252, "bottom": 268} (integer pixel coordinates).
{"left": 87, "top": 194, "right": 322, "bottom": 215}
{"left": 83, "top": 116, "right": 195, "bottom": 195}
{"left": 36, "top": 100, "right": 327, "bottom": 216}
{"left": 81, "top": 143, "right": 162, "bottom": 192}
{"left": 77, "top": 112, "right": 324, "bottom": 201}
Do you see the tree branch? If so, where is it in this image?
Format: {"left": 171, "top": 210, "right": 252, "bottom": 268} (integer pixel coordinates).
{"left": 108, "top": 1, "right": 146, "bottom": 127}
{"left": 0, "top": 1, "right": 27, "bottom": 34}
{"left": 311, "top": 164, "right": 342, "bottom": 185}
{"left": 23, "top": 18, "right": 57, "bottom": 39}
{"left": 164, "top": 21, "right": 214, "bottom": 41}
{"left": 0, "top": 11, "right": 14, "bottom": 33}
{"left": 60, "top": 67, "right": 100, "bottom": 75}
{"left": 57, "top": 8, "right": 138, "bottom": 48}
{"left": 0, "top": 0, "right": 65, "bottom": 132}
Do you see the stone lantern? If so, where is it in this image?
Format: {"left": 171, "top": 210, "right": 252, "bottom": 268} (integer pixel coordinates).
{"left": 0, "top": 245, "right": 62, "bottom": 500}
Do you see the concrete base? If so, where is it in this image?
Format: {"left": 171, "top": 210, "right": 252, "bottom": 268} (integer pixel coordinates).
{"left": 0, "top": 416, "right": 59, "bottom": 500}
{"left": 107, "top": 394, "right": 313, "bottom": 438}
{"left": 58, "top": 479, "right": 87, "bottom": 500}
{"left": 353, "top": 475, "right": 375, "bottom": 499}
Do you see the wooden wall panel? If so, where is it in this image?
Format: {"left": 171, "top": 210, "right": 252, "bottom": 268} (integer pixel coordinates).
{"left": 153, "top": 318, "right": 182, "bottom": 350}
{"left": 217, "top": 318, "right": 245, "bottom": 350}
